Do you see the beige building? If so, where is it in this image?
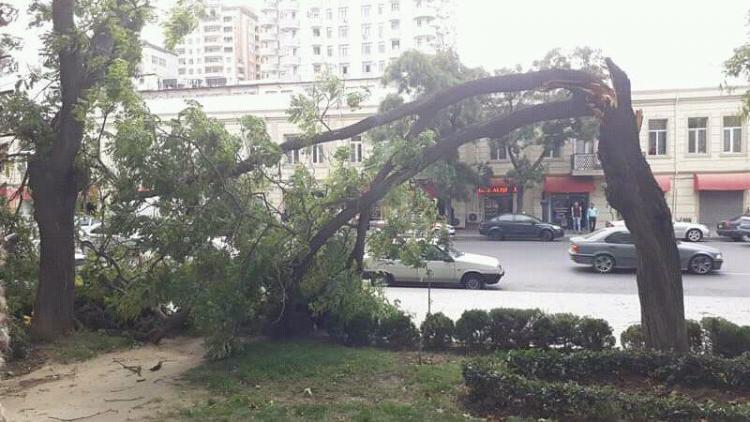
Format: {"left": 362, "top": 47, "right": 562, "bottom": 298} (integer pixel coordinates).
{"left": 454, "top": 86, "right": 750, "bottom": 231}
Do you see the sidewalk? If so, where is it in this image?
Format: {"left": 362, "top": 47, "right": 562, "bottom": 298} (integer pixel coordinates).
{"left": 385, "top": 288, "right": 750, "bottom": 344}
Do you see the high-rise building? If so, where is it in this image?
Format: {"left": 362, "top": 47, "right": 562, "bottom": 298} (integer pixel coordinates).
{"left": 258, "top": 0, "right": 456, "bottom": 81}
{"left": 173, "top": 1, "right": 260, "bottom": 87}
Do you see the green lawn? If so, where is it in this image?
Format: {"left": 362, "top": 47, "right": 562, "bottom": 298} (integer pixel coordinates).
{"left": 180, "top": 340, "right": 474, "bottom": 421}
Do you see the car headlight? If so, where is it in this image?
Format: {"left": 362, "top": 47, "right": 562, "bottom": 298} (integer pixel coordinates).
{"left": 715, "top": 254, "right": 723, "bottom": 260}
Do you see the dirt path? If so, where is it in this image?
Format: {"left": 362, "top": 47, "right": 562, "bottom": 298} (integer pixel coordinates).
{"left": 0, "top": 337, "right": 207, "bottom": 421}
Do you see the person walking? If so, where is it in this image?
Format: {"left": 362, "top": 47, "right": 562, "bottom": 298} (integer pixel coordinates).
{"left": 571, "top": 201, "right": 582, "bottom": 232}
{"left": 588, "top": 203, "right": 599, "bottom": 232}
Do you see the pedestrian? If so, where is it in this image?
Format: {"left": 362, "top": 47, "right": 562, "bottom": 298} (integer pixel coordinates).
{"left": 588, "top": 203, "right": 599, "bottom": 232}
{"left": 571, "top": 201, "right": 582, "bottom": 232}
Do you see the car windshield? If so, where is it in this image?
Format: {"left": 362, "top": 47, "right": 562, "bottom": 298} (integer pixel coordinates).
{"left": 446, "top": 246, "right": 464, "bottom": 257}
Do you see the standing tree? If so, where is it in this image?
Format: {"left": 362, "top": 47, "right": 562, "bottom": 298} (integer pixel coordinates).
{"left": 725, "top": 9, "right": 750, "bottom": 116}
{"left": 0, "top": 0, "right": 200, "bottom": 341}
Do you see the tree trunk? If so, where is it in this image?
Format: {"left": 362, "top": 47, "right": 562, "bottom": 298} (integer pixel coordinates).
{"left": 28, "top": 161, "right": 78, "bottom": 341}
{"left": 597, "top": 59, "right": 688, "bottom": 352}
{"left": 515, "top": 187, "right": 524, "bottom": 213}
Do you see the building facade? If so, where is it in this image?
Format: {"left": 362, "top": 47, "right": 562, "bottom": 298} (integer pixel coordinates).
{"left": 173, "top": 1, "right": 260, "bottom": 87}
{"left": 134, "top": 42, "right": 178, "bottom": 91}
{"left": 257, "top": 0, "right": 456, "bottom": 81}
{"left": 454, "top": 87, "right": 750, "bottom": 231}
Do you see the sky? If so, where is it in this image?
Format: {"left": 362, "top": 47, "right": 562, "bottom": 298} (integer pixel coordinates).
{"left": 4, "top": 0, "right": 750, "bottom": 91}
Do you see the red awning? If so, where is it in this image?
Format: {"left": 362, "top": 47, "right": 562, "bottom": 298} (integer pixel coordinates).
{"left": 543, "top": 176, "right": 595, "bottom": 193}
{"left": 654, "top": 175, "right": 672, "bottom": 192}
{"left": 477, "top": 178, "right": 518, "bottom": 195}
{"left": 694, "top": 173, "right": 750, "bottom": 191}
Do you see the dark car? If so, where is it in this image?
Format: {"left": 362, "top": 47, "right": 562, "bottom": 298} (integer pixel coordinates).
{"left": 717, "top": 215, "right": 750, "bottom": 241}
{"left": 479, "top": 213, "right": 564, "bottom": 241}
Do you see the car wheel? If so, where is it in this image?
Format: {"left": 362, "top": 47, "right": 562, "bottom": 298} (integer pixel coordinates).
{"left": 539, "top": 230, "right": 554, "bottom": 242}
{"left": 689, "top": 255, "right": 714, "bottom": 275}
{"left": 592, "top": 254, "right": 615, "bottom": 274}
{"left": 489, "top": 229, "right": 503, "bottom": 241}
{"left": 462, "top": 274, "right": 484, "bottom": 290}
{"left": 685, "top": 229, "right": 703, "bottom": 242}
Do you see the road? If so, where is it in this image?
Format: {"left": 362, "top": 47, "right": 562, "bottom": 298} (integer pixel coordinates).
{"left": 384, "top": 235, "right": 750, "bottom": 338}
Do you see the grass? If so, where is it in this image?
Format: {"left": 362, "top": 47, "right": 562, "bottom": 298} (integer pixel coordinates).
{"left": 46, "top": 330, "right": 138, "bottom": 363}
{"left": 179, "top": 340, "right": 473, "bottom": 421}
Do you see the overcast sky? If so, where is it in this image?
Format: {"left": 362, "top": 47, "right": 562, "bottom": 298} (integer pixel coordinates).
{"left": 5, "top": 0, "right": 750, "bottom": 90}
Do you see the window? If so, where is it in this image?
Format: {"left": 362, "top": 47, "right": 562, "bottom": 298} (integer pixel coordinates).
{"left": 340, "top": 63, "right": 349, "bottom": 75}
{"left": 339, "top": 7, "right": 348, "bottom": 19}
{"left": 178, "top": 58, "right": 186, "bottom": 64}
{"left": 350, "top": 136, "right": 363, "bottom": 162}
{"left": 339, "top": 44, "right": 349, "bottom": 57}
{"left": 605, "top": 231, "right": 633, "bottom": 244}
{"left": 326, "top": 8, "right": 332, "bottom": 19}
{"left": 151, "top": 55, "right": 159, "bottom": 65}
{"left": 391, "top": 1, "right": 399, "bottom": 11}
{"left": 378, "top": 42, "right": 385, "bottom": 53}
{"left": 178, "top": 68, "right": 186, "bottom": 75}
{"left": 310, "top": 145, "right": 325, "bottom": 164}
{"left": 224, "top": 46, "right": 233, "bottom": 52}
{"left": 362, "top": 24, "right": 371, "bottom": 39}
{"left": 489, "top": 139, "right": 507, "bottom": 160}
{"left": 648, "top": 119, "right": 668, "bottom": 156}
{"left": 362, "top": 61, "right": 372, "bottom": 73}
{"left": 515, "top": 215, "right": 540, "bottom": 223}
{"left": 378, "top": 24, "right": 384, "bottom": 38}
{"left": 362, "top": 43, "right": 372, "bottom": 55}
{"left": 223, "top": 16, "right": 232, "bottom": 22}
{"left": 326, "top": 27, "right": 333, "bottom": 38}
{"left": 688, "top": 117, "right": 708, "bottom": 154}
{"left": 310, "top": 8, "right": 320, "bottom": 18}
{"left": 312, "top": 27, "right": 321, "bottom": 37}
{"left": 339, "top": 26, "right": 348, "bottom": 38}
{"left": 313, "top": 45, "right": 321, "bottom": 55}
{"left": 390, "top": 19, "right": 400, "bottom": 30}
{"left": 378, "top": 3, "right": 384, "bottom": 14}
{"left": 378, "top": 60, "right": 385, "bottom": 72}
{"left": 285, "top": 135, "right": 301, "bottom": 164}
{"left": 327, "top": 45, "right": 334, "bottom": 56}
{"left": 391, "top": 39, "right": 400, "bottom": 50}
{"left": 313, "top": 64, "right": 321, "bottom": 74}
{"left": 362, "top": 5, "right": 370, "bottom": 16}
{"left": 574, "top": 139, "right": 594, "bottom": 154}
{"left": 493, "top": 214, "right": 514, "bottom": 222}
{"left": 723, "top": 116, "right": 742, "bottom": 153}
{"left": 223, "top": 26, "right": 232, "bottom": 32}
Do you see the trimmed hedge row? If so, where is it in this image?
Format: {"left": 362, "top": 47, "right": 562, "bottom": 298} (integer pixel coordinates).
{"left": 621, "top": 317, "right": 750, "bottom": 357}
{"left": 448, "top": 308, "right": 615, "bottom": 351}
{"left": 502, "top": 348, "right": 750, "bottom": 391}
{"left": 463, "top": 360, "right": 750, "bottom": 421}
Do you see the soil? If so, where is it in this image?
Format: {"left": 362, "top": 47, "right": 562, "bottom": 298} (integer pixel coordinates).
{"left": 0, "top": 337, "right": 207, "bottom": 421}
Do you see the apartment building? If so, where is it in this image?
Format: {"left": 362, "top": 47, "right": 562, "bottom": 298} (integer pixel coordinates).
{"left": 257, "top": 0, "right": 456, "bottom": 81}
{"left": 454, "top": 87, "right": 750, "bottom": 231}
{"left": 173, "top": 1, "right": 260, "bottom": 87}
{"left": 134, "top": 42, "right": 178, "bottom": 91}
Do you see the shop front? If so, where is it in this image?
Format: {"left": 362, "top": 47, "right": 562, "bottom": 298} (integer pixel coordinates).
{"left": 541, "top": 176, "right": 595, "bottom": 229}
{"left": 477, "top": 178, "right": 517, "bottom": 221}
{"left": 694, "top": 173, "right": 750, "bottom": 229}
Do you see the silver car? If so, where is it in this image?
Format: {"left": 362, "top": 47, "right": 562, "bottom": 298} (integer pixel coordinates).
{"left": 568, "top": 227, "right": 723, "bottom": 275}
{"left": 364, "top": 245, "right": 504, "bottom": 289}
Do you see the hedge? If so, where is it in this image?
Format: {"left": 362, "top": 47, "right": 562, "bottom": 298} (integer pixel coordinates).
{"left": 502, "top": 348, "right": 750, "bottom": 391}
{"left": 463, "top": 361, "right": 750, "bottom": 421}
{"left": 622, "top": 318, "right": 750, "bottom": 357}
{"left": 420, "top": 312, "right": 454, "bottom": 351}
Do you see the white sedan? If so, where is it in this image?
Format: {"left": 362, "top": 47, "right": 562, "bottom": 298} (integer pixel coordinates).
{"left": 364, "top": 245, "right": 504, "bottom": 289}
{"left": 606, "top": 220, "right": 710, "bottom": 242}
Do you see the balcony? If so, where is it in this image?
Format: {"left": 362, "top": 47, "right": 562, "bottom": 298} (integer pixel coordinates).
{"left": 260, "top": 61, "right": 279, "bottom": 72}
{"left": 570, "top": 153, "right": 603, "bottom": 176}
{"left": 280, "top": 55, "right": 301, "bottom": 66}
{"left": 280, "top": 17, "right": 300, "bottom": 30}
{"left": 259, "top": 46, "right": 278, "bottom": 56}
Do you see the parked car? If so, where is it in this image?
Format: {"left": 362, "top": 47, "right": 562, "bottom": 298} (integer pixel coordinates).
{"left": 568, "top": 227, "right": 723, "bottom": 275}
{"left": 479, "top": 213, "right": 564, "bottom": 241}
{"left": 363, "top": 244, "right": 504, "bottom": 289}
{"left": 717, "top": 215, "right": 750, "bottom": 241}
{"left": 606, "top": 220, "right": 710, "bottom": 242}
{"left": 368, "top": 220, "right": 456, "bottom": 236}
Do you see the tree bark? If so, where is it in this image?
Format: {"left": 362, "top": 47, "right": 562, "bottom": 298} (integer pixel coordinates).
{"left": 515, "top": 187, "right": 524, "bottom": 213}
{"left": 29, "top": 161, "right": 79, "bottom": 340}
{"left": 597, "top": 59, "right": 688, "bottom": 352}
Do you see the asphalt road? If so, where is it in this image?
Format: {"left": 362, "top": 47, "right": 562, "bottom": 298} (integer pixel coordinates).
{"left": 389, "top": 235, "right": 750, "bottom": 298}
